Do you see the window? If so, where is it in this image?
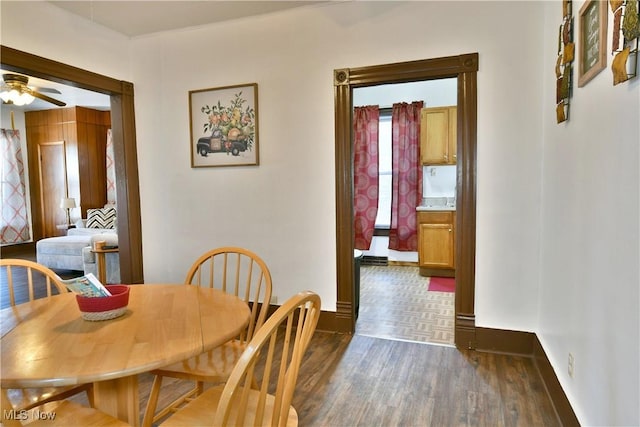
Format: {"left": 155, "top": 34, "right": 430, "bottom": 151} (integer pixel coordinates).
{"left": 375, "top": 111, "right": 392, "bottom": 229}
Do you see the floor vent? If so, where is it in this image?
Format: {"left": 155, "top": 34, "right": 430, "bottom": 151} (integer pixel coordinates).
{"left": 361, "top": 256, "right": 388, "bottom": 266}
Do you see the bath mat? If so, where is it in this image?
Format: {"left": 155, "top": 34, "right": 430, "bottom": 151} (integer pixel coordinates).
{"left": 428, "top": 277, "right": 455, "bottom": 292}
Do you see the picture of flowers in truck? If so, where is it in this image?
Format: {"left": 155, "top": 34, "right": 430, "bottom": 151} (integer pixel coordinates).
{"left": 190, "top": 83, "right": 259, "bottom": 168}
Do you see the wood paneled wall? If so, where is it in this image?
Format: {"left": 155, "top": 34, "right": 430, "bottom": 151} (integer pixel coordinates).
{"left": 25, "top": 107, "right": 111, "bottom": 239}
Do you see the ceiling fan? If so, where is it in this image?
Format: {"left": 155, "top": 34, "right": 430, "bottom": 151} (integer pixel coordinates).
{"left": 1, "top": 73, "right": 66, "bottom": 107}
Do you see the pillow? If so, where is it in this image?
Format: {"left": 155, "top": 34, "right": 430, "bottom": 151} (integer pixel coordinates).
{"left": 86, "top": 207, "right": 117, "bottom": 229}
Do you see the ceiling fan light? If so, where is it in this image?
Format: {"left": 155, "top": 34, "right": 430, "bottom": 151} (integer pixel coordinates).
{"left": 20, "top": 93, "right": 35, "bottom": 104}
{"left": 0, "top": 88, "right": 35, "bottom": 105}
{"left": 11, "top": 94, "right": 26, "bottom": 106}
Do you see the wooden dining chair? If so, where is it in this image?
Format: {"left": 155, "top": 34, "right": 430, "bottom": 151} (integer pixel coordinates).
{"left": 0, "top": 259, "right": 95, "bottom": 412}
{"left": 1, "top": 390, "right": 127, "bottom": 427}
{"left": 160, "top": 290, "right": 321, "bottom": 427}
{"left": 143, "top": 247, "right": 273, "bottom": 427}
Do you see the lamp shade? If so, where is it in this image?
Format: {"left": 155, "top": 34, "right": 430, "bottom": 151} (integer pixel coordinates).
{"left": 60, "top": 198, "right": 76, "bottom": 209}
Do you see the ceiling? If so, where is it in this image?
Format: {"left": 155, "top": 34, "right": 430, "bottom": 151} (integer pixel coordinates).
{"left": 2, "top": 1, "right": 325, "bottom": 112}
{"left": 48, "top": 1, "right": 326, "bottom": 38}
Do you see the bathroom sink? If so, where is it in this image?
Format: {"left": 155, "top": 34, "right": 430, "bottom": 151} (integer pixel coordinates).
{"left": 417, "top": 196, "right": 455, "bottom": 211}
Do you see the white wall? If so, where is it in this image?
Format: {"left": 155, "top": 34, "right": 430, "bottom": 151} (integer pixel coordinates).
{"left": 130, "top": 1, "right": 545, "bottom": 323}
{"left": 539, "top": 2, "right": 639, "bottom": 425}
{"left": 4, "top": 1, "right": 638, "bottom": 425}
{"left": 424, "top": 165, "right": 457, "bottom": 198}
{"left": 0, "top": 2, "right": 131, "bottom": 82}
{"left": 0, "top": 109, "right": 26, "bottom": 159}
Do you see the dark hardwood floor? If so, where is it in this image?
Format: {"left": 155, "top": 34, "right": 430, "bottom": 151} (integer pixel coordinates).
{"left": 294, "top": 332, "right": 559, "bottom": 426}
{"left": 2, "top": 245, "right": 560, "bottom": 426}
{"left": 79, "top": 332, "right": 559, "bottom": 426}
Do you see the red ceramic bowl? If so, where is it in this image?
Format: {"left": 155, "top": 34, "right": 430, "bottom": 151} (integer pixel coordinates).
{"left": 76, "top": 285, "right": 130, "bottom": 313}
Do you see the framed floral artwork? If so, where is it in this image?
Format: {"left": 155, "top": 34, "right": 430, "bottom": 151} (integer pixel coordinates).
{"left": 189, "top": 83, "right": 259, "bottom": 167}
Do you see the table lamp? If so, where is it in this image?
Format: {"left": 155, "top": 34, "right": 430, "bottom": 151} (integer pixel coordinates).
{"left": 60, "top": 197, "right": 76, "bottom": 227}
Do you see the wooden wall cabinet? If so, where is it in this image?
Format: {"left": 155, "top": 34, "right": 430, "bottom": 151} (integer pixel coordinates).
{"left": 420, "top": 106, "right": 457, "bottom": 165}
{"left": 25, "top": 107, "right": 111, "bottom": 239}
{"left": 417, "top": 210, "right": 455, "bottom": 277}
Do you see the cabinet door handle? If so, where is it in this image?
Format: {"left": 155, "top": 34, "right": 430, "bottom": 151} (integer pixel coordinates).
{"left": 448, "top": 229, "right": 452, "bottom": 232}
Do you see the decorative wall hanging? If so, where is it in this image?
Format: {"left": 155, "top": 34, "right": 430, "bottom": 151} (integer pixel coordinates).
{"left": 611, "top": 0, "right": 639, "bottom": 85}
{"left": 556, "top": 0, "right": 574, "bottom": 123}
{"left": 189, "top": 83, "right": 259, "bottom": 168}
{"left": 578, "top": 0, "right": 608, "bottom": 86}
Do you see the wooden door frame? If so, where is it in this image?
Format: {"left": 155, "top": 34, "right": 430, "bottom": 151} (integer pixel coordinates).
{"left": 334, "top": 53, "right": 478, "bottom": 348}
{"left": 1, "top": 45, "right": 144, "bottom": 284}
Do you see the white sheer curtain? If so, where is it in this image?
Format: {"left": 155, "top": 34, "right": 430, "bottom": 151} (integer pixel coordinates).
{"left": 1, "top": 129, "right": 30, "bottom": 244}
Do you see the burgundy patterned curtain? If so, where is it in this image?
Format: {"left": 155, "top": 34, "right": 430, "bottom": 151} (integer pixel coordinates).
{"left": 353, "top": 106, "right": 379, "bottom": 250}
{"left": 1, "top": 129, "right": 31, "bottom": 244}
{"left": 389, "top": 101, "right": 423, "bottom": 251}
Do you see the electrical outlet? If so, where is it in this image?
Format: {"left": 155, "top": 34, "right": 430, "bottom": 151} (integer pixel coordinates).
{"left": 568, "top": 353, "right": 574, "bottom": 378}
{"left": 270, "top": 296, "right": 278, "bottom": 305}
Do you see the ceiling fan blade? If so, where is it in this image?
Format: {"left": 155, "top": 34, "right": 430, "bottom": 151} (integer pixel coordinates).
{"left": 34, "top": 86, "right": 62, "bottom": 95}
{"left": 26, "top": 88, "right": 66, "bottom": 106}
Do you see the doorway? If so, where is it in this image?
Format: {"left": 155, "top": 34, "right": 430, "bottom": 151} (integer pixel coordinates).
{"left": 352, "top": 80, "right": 457, "bottom": 345}
{"left": 1, "top": 45, "right": 144, "bottom": 284}
{"left": 333, "top": 53, "right": 479, "bottom": 349}
{"left": 37, "top": 141, "right": 68, "bottom": 237}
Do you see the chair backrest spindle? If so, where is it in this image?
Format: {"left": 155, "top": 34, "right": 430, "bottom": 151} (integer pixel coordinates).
{"left": 1, "top": 259, "right": 67, "bottom": 308}
{"left": 213, "top": 291, "right": 321, "bottom": 427}
{"left": 184, "top": 247, "right": 273, "bottom": 344}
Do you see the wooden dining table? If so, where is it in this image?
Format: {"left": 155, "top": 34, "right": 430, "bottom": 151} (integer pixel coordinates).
{"left": 0, "top": 284, "right": 250, "bottom": 426}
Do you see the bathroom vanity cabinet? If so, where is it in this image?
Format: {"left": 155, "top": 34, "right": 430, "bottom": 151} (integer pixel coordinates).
{"left": 417, "top": 210, "right": 456, "bottom": 277}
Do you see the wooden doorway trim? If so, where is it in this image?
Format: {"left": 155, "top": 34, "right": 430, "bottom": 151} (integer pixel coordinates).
{"left": 333, "top": 53, "right": 478, "bottom": 348}
{"left": 1, "top": 45, "right": 144, "bottom": 284}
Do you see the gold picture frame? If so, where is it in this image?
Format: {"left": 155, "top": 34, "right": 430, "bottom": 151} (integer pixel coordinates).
{"left": 578, "top": 0, "right": 608, "bottom": 87}
{"left": 189, "top": 83, "right": 259, "bottom": 168}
